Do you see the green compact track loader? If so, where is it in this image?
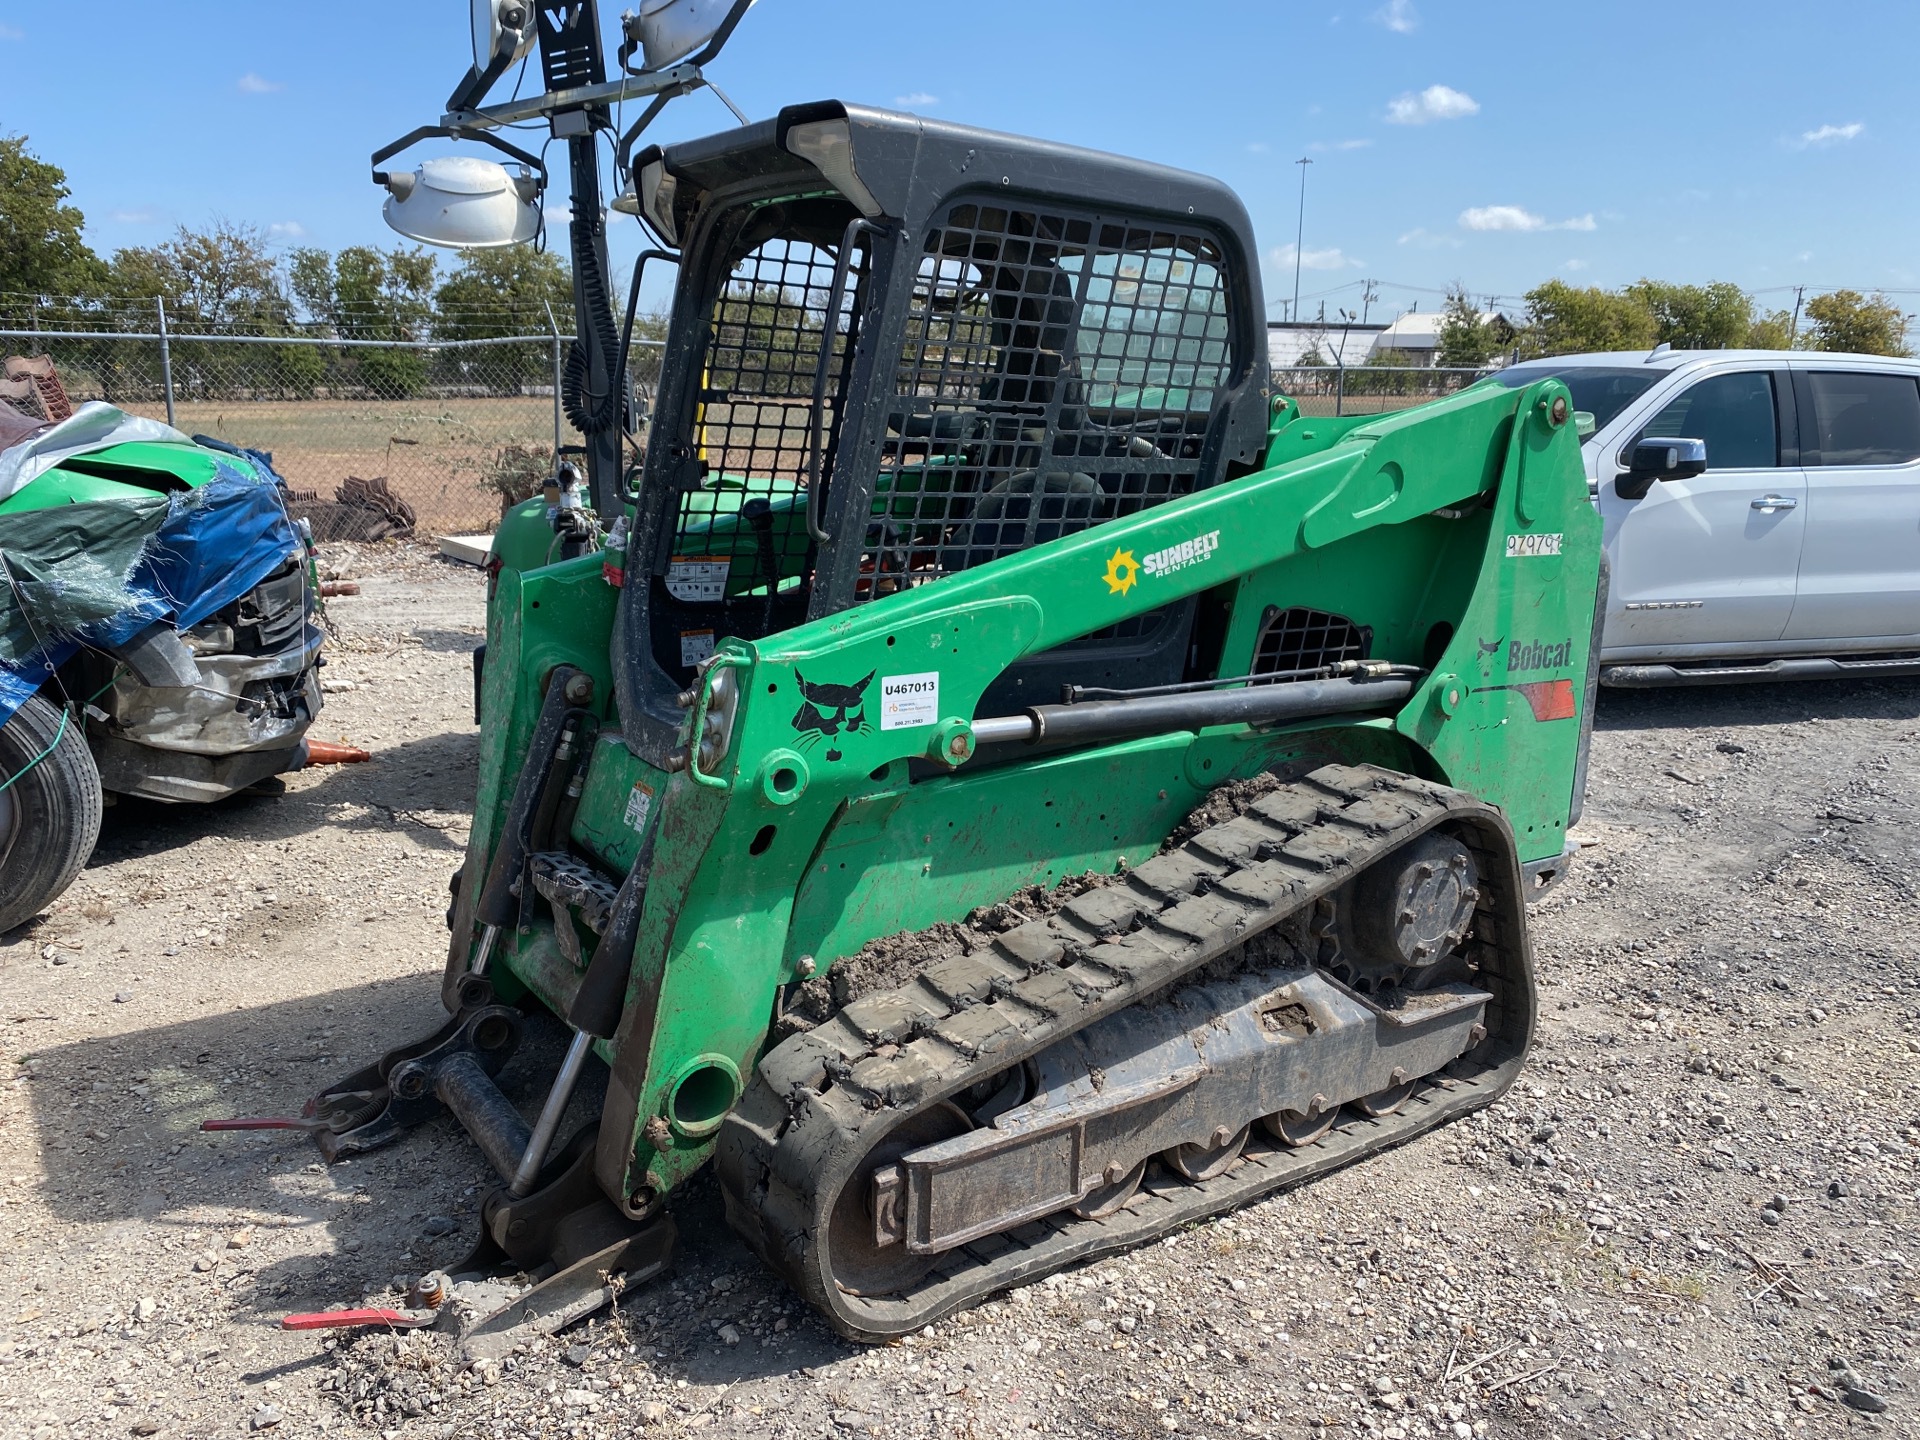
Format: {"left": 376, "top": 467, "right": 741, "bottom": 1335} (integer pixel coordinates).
{"left": 245, "top": 1, "right": 1602, "bottom": 1352}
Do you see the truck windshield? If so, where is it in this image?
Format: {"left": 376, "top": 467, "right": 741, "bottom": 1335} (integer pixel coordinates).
{"left": 1492, "top": 365, "right": 1663, "bottom": 436}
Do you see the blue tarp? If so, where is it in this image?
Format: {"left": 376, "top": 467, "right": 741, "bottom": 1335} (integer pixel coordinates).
{"left": 0, "top": 451, "right": 305, "bottom": 726}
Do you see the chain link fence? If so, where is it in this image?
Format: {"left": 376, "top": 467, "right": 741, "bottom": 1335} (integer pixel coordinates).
{"left": 4, "top": 312, "right": 1489, "bottom": 537}
{"left": 1, "top": 319, "right": 663, "bottom": 538}
{"left": 1269, "top": 364, "right": 1493, "bottom": 417}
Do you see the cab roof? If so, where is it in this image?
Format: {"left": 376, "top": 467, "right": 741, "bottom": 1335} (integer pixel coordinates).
{"left": 645, "top": 100, "right": 1260, "bottom": 266}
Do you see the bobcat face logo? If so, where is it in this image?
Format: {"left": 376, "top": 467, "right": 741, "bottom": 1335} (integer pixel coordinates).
{"left": 1477, "top": 636, "right": 1504, "bottom": 662}
{"left": 791, "top": 670, "right": 874, "bottom": 761}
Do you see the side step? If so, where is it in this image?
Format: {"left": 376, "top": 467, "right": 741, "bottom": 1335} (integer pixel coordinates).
{"left": 1601, "top": 652, "right": 1920, "bottom": 687}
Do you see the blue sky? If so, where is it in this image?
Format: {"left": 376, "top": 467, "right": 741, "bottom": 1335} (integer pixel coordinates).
{"left": 5, "top": 0, "right": 1916, "bottom": 325}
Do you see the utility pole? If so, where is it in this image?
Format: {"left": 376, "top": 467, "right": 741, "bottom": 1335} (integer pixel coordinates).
{"left": 1291, "top": 156, "right": 1313, "bottom": 326}
{"left": 1360, "top": 278, "right": 1379, "bottom": 326}
{"left": 1789, "top": 285, "right": 1805, "bottom": 346}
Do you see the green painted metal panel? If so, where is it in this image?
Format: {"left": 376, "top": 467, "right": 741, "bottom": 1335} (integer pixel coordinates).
{"left": 473, "top": 376, "right": 1601, "bottom": 1203}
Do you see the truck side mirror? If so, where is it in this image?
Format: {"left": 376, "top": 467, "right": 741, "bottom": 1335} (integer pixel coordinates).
{"left": 1615, "top": 437, "right": 1707, "bottom": 500}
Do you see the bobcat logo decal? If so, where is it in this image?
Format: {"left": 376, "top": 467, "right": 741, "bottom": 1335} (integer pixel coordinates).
{"left": 791, "top": 670, "right": 874, "bottom": 761}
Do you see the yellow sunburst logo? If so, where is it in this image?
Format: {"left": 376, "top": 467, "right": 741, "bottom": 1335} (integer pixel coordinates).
{"left": 1103, "top": 548, "right": 1139, "bottom": 596}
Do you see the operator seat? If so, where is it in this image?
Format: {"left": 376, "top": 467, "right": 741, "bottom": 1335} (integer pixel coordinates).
{"left": 938, "top": 468, "right": 1103, "bottom": 575}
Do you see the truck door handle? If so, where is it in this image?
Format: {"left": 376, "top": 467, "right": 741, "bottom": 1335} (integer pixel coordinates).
{"left": 1751, "top": 494, "right": 1797, "bottom": 511}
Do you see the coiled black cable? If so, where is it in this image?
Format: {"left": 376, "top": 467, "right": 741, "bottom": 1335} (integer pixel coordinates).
{"left": 562, "top": 213, "right": 624, "bottom": 436}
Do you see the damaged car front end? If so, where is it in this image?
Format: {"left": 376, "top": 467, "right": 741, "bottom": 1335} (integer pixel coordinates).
{"left": 89, "top": 550, "right": 324, "bottom": 802}
{"left": 1, "top": 375, "right": 328, "bottom": 930}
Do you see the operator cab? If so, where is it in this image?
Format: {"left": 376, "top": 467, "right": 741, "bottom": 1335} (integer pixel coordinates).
{"left": 617, "top": 102, "right": 1273, "bottom": 757}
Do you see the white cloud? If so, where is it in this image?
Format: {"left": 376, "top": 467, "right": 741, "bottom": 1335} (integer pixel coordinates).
{"left": 111, "top": 208, "right": 156, "bottom": 224}
{"left": 1270, "top": 243, "right": 1364, "bottom": 271}
{"left": 1458, "top": 204, "right": 1595, "bottom": 233}
{"left": 1397, "top": 226, "right": 1463, "bottom": 250}
{"left": 1374, "top": 0, "right": 1418, "bottom": 32}
{"left": 268, "top": 221, "right": 307, "bottom": 240}
{"left": 237, "top": 72, "right": 283, "bottom": 94}
{"left": 1245, "top": 141, "right": 1270, "bottom": 154}
{"left": 1385, "top": 84, "right": 1479, "bottom": 125}
{"left": 1563, "top": 258, "right": 1587, "bottom": 272}
{"left": 1310, "top": 138, "right": 1374, "bottom": 152}
{"left": 894, "top": 92, "right": 938, "bottom": 108}
{"left": 0, "top": 22, "right": 23, "bottom": 40}
{"left": 1795, "top": 121, "right": 1863, "bottom": 149}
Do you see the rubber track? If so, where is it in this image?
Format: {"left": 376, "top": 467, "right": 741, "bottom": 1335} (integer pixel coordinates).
{"left": 715, "top": 764, "right": 1537, "bottom": 1341}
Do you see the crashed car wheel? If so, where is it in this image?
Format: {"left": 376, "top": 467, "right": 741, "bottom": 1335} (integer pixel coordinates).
{"left": 0, "top": 693, "right": 103, "bottom": 934}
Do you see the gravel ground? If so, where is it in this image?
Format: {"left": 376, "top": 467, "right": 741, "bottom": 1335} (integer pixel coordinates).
{"left": 0, "top": 544, "right": 1913, "bottom": 1440}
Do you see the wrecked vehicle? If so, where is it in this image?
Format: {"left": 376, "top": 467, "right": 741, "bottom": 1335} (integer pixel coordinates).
{"left": 0, "top": 360, "right": 325, "bottom": 932}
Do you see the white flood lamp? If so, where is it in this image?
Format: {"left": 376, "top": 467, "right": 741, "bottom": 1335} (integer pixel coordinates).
{"left": 628, "top": 0, "right": 748, "bottom": 71}
{"left": 472, "top": 0, "right": 536, "bottom": 72}
{"left": 382, "top": 155, "right": 541, "bottom": 248}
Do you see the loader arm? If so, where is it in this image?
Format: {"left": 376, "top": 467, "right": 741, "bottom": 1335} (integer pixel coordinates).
{"left": 588, "top": 371, "right": 1593, "bottom": 1207}
{"left": 291, "top": 97, "right": 1601, "bottom": 1352}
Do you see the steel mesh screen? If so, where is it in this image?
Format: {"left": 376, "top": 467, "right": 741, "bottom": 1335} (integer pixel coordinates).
{"left": 856, "top": 201, "right": 1235, "bottom": 617}
{"left": 1252, "top": 607, "right": 1370, "bottom": 676}
{"left": 666, "top": 234, "right": 864, "bottom": 609}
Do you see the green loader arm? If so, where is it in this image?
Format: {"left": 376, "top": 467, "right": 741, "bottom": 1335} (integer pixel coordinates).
{"left": 471, "top": 373, "right": 1597, "bottom": 1211}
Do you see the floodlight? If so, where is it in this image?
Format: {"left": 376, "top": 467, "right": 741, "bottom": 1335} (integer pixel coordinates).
{"left": 448, "top": 0, "right": 537, "bottom": 111}
{"left": 626, "top": 0, "right": 748, "bottom": 72}
{"left": 472, "top": 0, "right": 536, "bottom": 71}
{"left": 382, "top": 156, "right": 541, "bottom": 248}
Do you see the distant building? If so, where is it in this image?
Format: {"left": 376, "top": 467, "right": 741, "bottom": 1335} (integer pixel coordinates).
{"left": 1265, "top": 320, "right": 1387, "bottom": 369}
{"left": 1371, "top": 308, "right": 1518, "bottom": 367}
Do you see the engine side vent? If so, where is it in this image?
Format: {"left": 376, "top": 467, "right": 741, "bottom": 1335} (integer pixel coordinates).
{"left": 1251, "top": 607, "right": 1371, "bottom": 677}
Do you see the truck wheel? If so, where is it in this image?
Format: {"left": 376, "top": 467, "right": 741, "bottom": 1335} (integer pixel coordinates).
{"left": 0, "top": 694, "right": 103, "bottom": 934}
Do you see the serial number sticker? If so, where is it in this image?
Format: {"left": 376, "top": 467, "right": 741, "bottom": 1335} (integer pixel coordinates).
{"left": 679, "top": 629, "right": 716, "bottom": 667}
{"left": 1505, "top": 532, "right": 1564, "bottom": 558}
{"left": 879, "top": 671, "right": 940, "bottom": 731}
{"left": 623, "top": 781, "right": 655, "bottom": 834}
{"left": 665, "top": 556, "right": 730, "bottom": 602}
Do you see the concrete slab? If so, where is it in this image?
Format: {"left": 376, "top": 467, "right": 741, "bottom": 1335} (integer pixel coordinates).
{"left": 438, "top": 533, "right": 495, "bottom": 567}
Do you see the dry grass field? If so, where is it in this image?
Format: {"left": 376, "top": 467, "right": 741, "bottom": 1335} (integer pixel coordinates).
{"left": 113, "top": 395, "right": 562, "bottom": 535}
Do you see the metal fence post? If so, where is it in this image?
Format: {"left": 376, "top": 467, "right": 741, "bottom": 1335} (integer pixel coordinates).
{"left": 1334, "top": 356, "right": 1346, "bottom": 417}
{"left": 544, "top": 301, "right": 564, "bottom": 456}
{"left": 155, "top": 296, "right": 176, "bottom": 427}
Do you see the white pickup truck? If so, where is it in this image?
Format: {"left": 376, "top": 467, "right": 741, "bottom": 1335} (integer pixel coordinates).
{"left": 1493, "top": 348, "right": 1920, "bottom": 685}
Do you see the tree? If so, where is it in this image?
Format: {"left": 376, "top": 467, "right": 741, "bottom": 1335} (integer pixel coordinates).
{"left": 109, "top": 222, "right": 292, "bottom": 332}
{"left": 433, "top": 245, "right": 576, "bottom": 386}
{"left": 98, "top": 223, "right": 299, "bottom": 399}
{"left": 433, "top": 245, "right": 573, "bottom": 339}
{"left": 0, "top": 135, "right": 104, "bottom": 309}
{"left": 1801, "top": 290, "right": 1911, "bottom": 356}
{"left": 291, "top": 244, "right": 437, "bottom": 396}
{"left": 1622, "top": 280, "right": 1754, "bottom": 350}
{"left": 1436, "top": 288, "right": 1498, "bottom": 368}
{"left": 1520, "top": 281, "right": 1657, "bottom": 357}
{"left": 1746, "top": 309, "right": 1795, "bottom": 350}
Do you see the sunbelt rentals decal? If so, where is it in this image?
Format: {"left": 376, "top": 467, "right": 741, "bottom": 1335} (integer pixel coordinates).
{"left": 1104, "top": 529, "right": 1221, "bottom": 596}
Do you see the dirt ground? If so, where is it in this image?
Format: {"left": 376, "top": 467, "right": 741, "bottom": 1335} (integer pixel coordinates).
{"left": 0, "top": 545, "right": 1913, "bottom": 1440}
